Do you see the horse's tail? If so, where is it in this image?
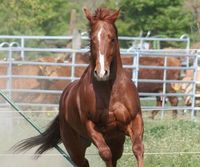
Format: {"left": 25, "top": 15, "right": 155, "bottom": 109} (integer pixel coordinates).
{"left": 12, "top": 115, "right": 61, "bottom": 157}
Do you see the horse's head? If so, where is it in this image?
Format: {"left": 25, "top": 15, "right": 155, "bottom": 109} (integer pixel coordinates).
{"left": 84, "top": 8, "right": 120, "bottom": 81}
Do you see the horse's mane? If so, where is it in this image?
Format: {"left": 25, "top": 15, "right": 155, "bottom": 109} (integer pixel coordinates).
{"left": 93, "top": 8, "right": 116, "bottom": 22}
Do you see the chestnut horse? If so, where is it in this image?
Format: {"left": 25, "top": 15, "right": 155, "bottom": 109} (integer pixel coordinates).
{"left": 14, "top": 8, "right": 144, "bottom": 167}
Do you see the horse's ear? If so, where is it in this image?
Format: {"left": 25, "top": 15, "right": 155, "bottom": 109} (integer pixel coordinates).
{"left": 108, "top": 9, "right": 120, "bottom": 23}
{"left": 83, "top": 8, "right": 94, "bottom": 23}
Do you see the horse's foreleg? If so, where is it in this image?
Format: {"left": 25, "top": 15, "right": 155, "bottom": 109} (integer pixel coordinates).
{"left": 86, "top": 120, "right": 113, "bottom": 167}
{"left": 127, "top": 113, "right": 144, "bottom": 167}
{"left": 106, "top": 135, "right": 125, "bottom": 167}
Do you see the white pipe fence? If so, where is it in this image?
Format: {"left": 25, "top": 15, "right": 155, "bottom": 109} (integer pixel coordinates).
{"left": 0, "top": 35, "right": 199, "bottom": 119}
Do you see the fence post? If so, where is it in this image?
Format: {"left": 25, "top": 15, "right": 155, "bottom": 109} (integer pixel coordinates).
{"left": 71, "top": 30, "right": 81, "bottom": 82}
{"left": 186, "top": 37, "right": 190, "bottom": 67}
{"left": 21, "top": 37, "right": 25, "bottom": 60}
{"left": 7, "top": 42, "right": 19, "bottom": 100}
{"left": 7, "top": 45, "right": 13, "bottom": 100}
{"left": 161, "top": 56, "right": 167, "bottom": 119}
{"left": 191, "top": 50, "right": 198, "bottom": 120}
{"left": 133, "top": 50, "right": 140, "bottom": 87}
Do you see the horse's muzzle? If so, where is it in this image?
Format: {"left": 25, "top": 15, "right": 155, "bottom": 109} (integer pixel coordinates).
{"left": 94, "top": 69, "right": 110, "bottom": 81}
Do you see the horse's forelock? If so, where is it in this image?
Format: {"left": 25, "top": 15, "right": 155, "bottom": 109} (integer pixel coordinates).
{"left": 94, "top": 8, "right": 112, "bottom": 20}
{"left": 93, "top": 8, "right": 120, "bottom": 23}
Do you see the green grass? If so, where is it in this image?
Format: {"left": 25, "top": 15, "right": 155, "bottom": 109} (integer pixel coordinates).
{"left": 23, "top": 112, "right": 200, "bottom": 166}
{"left": 118, "top": 119, "right": 200, "bottom": 167}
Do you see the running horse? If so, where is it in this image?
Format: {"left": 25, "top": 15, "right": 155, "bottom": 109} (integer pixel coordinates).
{"left": 14, "top": 8, "right": 144, "bottom": 167}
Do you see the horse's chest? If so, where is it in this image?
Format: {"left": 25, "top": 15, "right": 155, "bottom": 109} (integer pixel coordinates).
{"left": 92, "top": 102, "right": 131, "bottom": 132}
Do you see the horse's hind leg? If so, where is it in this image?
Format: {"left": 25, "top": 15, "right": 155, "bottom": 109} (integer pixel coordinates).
{"left": 106, "top": 135, "right": 125, "bottom": 167}
{"left": 167, "top": 85, "right": 179, "bottom": 118}
{"left": 168, "top": 96, "right": 178, "bottom": 118}
{"left": 60, "top": 122, "right": 91, "bottom": 167}
{"left": 150, "top": 96, "right": 162, "bottom": 119}
{"left": 127, "top": 113, "right": 144, "bottom": 167}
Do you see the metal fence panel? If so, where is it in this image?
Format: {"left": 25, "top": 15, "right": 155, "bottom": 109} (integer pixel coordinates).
{"left": 1, "top": 35, "right": 199, "bottom": 120}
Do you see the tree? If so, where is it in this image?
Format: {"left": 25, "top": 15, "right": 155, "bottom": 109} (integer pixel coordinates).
{"left": 0, "top": 0, "right": 83, "bottom": 35}
{"left": 184, "top": 0, "right": 200, "bottom": 32}
{"left": 0, "top": 0, "right": 53, "bottom": 35}
{"left": 0, "top": 0, "right": 195, "bottom": 38}
{"left": 104, "top": 0, "right": 194, "bottom": 37}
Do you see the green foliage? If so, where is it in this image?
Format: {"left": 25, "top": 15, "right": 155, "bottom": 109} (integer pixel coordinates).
{"left": 0, "top": 0, "right": 197, "bottom": 41}
{"left": 104, "top": 0, "right": 194, "bottom": 37}
{"left": 0, "top": 0, "right": 82, "bottom": 35}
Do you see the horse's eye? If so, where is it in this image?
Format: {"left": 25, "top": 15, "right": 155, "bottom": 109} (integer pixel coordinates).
{"left": 92, "top": 39, "right": 96, "bottom": 44}
{"left": 111, "top": 38, "right": 115, "bottom": 43}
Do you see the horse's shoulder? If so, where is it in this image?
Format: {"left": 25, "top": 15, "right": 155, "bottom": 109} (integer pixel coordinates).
{"left": 61, "top": 80, "right": 80, "bottom": 96}
{"left": 112, "top": 102, "right": 132, "bottom": 124}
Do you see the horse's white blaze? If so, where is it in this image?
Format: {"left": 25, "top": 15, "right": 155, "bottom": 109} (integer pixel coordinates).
{"left": 98, "top": 27, "right": 102, "bottom": 43}
{"left": 97, "top": 27, "right": 105, "bottom": 77}
{"left": 99, "top": 53, "right": 105, "bottom": 77}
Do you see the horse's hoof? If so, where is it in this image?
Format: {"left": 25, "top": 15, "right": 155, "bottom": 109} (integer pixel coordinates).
{"left": 172, "top": 113, "right": 177, "bottom": 119}
{"left": 83, "top": 159, "right": 89, "bottom": 167}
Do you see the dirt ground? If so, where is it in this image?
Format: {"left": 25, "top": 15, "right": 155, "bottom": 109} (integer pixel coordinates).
{"left": 0, "top": 111, "right": 104, "bottom": 167}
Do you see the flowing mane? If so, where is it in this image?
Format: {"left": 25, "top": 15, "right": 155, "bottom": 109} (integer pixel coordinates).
{"left": 84, "top": 7, "right": 120, "bottom": 24}
{"left": 93, "top": 8, "right": 117, "bottom": 21}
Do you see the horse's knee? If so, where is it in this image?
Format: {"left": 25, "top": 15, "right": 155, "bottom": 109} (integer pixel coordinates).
{"left": 99, "top": 146, "right": 112, "bottom": 162}
{"left": 133, "top": 141, "right": 144, "bottom": 160}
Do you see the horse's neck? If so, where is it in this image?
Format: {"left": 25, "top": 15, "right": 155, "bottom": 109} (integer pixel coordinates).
{"left": 111, "top": 51, "right": 123, "bottom": 79}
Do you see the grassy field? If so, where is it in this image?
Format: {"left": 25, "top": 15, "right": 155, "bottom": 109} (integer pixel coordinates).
{"left": 33, "top": 112, "right": 200, "bottom": 167}
{"left": 118, "top": 119, "right": 200, "bottom": 167}
{"left": 1, "top": 111, "right": 200, "bottom": 167}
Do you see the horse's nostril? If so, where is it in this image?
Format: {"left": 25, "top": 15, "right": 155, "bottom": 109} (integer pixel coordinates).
{"left": 105, "top": 70, "right": 108, "bottom": 76}
{"left": 94, "top": 70, "right": 98, "bottom": 76}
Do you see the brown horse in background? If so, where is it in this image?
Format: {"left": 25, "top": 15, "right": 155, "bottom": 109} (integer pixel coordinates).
{"left": 37, "top": 54, "right": 181, "bottom": 119}
{"left": 138, "top": 56, "right": 181, "bottom": 119}
{"left": 14, "top": 8, "right": 144, "bottom": 167}
{"left": 173, "top": 69, "right": 200, "bottom": 111}
{"left": 0, "top": 64, "right": 47, "bottom": 105}
{"left": 120, "top": 55, "right": 181, "bottom": 119}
